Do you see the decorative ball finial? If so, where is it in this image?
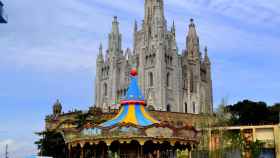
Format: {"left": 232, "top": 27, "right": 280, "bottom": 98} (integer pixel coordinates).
{"left": 130, "top": 68, "right": 138, "bottom": 76}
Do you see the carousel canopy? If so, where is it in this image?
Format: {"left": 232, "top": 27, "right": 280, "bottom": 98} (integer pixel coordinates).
{"left": 100, "top": 68, "right": 159, "bottom": 128}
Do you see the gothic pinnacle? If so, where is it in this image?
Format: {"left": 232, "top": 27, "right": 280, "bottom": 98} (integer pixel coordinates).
{"left": 171, "top": 20, "right": 176, "bottom": 36}
{"left": 112, "top": 16, "right": 119, "bottom": 34}
{"left": 109, "top": 16, "right": 122, "bottom": 53}
{"left": 134, "top": 20, "right": 138, "bottom": 33}
{"left": 189, "top": 18, "right": 196, "bottom": 30}
{"left": 204, "top": 46, "right": 210, "bottom": 64}
{"left": 98, "top": 43, "right": 104, "bottom": 62}
{"left": 186, "top": 18, "right": 200, "bottom": 60}
{"left": 99, "top": 43, "right": 103, "bottom": 54}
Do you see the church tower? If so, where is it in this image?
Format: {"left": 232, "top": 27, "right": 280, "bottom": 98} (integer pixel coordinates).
{"left": 95, "top": 16, "right": 132, "bottom": 110}
{"left": 182, "top": 19, "right": 213, "bottom": 114}
{"left": 95, "top": 0, "right": 213, "bottom": 114}
{"left": 134, "top": 0, "right": 180, "bottom": 111}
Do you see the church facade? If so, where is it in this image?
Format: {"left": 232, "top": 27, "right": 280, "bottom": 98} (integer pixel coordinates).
{"left": 95, "top": 0, "right": 213, "bottom": 114}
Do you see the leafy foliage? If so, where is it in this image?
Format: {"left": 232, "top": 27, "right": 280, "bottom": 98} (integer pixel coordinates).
{"left": 226, "top": 100, "right": 280, "bottom": 125}
{"left": 250, "top": 140, "right": 264, "bottom": 158}
{"left": 35, "top": 131, "right": 67, "bottom": 158}
{"left": 75, "top": 113, "right": 89, "bottom": 128}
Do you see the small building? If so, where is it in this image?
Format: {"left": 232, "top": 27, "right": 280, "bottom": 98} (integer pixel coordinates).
{"left": 0, "top": 0, "right": 7, "bottom": 23}
{"left": 208, "top": 124, "right": 280, "bottom": 158}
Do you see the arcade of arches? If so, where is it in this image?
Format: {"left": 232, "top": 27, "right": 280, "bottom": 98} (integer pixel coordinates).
{"left": 68, "top": 139, "right": 195, "bottom": 158}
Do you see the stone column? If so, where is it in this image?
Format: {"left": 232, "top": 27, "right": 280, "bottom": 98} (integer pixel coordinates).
{"left": 68, "top": 144, "right": 72, "bottom": 158}
{"left": 274, "top": 125, "right": 280, "bottom": 158}
{"left": 252, "top": 127, "right": 256, "bottom": 142}
{"left": 157, "top": 149, "right": 161, "bottom": 158}
{"left": 80, "top": 146, "right": 84, "bottom": 158}
{"left": 188, "top": 146, "right": 192, "bottom": 158}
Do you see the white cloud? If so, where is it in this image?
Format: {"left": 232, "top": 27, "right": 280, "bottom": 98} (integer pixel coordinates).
{"left": 1, "top": 0, "right": 279, "bottom": 71}
{"left": 0, "top": 138, "right": 36, "bottom": 158}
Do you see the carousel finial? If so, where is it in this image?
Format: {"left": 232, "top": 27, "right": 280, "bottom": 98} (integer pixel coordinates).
{"left": 130, "top": 67, "right": 138, "bottom": 76}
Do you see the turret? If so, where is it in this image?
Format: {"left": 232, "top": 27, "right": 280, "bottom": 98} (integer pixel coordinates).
{"left": 203, "top": 46, "right": 213, "bottom": 113}
{"left": 171, "top": 20, "right": 176, "bottom": 37}
{"left": 97, "top": 43, "right": 104, "bottom": 63}
{"left": 186, "top": 19, "right": 200, "bottom": 60}
{"left": 53, "top": 99, "right": 62, "bottom": 116}
{"left": 203, "top": 46, "right": 211, "bottom": 65}
{"left": 108, "top": 16, "right": 122, "bottom": 55}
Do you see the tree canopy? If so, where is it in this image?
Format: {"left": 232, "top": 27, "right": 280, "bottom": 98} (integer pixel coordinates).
{"left": 225, "top": 100, "right": 280, "bottom": 126}
{"left": 35, "top": 131, "right": 67, "bottom": 158}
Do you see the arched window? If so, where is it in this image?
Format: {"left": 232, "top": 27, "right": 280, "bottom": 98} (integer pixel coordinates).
{"left": 166, "top": 104, "right": 171, "bottom": 112}
{"left": 149, "top": 72, "right": 153, "bottom": 87}
{"left": 193, "top": 102, "right": 196, "bottom": 113}
{"left": 166, "top": 72, "right": 170, "bottom": 87}
{"left": 185, "top": 103, "right": 188, "bottom": 113}
{"left": 104, "top": 83, "right": 108, "bottom": 96}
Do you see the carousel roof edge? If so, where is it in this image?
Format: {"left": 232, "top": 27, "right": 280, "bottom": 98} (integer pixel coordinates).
{"left": 65, "top": 136, "right": 200, "bottom": 145}
{"left": 79, "top": 123, "right": 197, "bottom": 132}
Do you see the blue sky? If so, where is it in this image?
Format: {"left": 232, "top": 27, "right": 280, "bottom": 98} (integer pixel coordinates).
{"left": 0, "top": 0, "right": 280, "bottom": 157}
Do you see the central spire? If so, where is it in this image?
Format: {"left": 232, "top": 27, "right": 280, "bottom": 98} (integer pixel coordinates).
{"left": 187, "top": 18, "right": 200, "bottom": 59}
{"left": 144, "top": 0, "right": 165, "bottom": 28}
{"left": 108, "top": 16, "right": 122, "bottom": 54}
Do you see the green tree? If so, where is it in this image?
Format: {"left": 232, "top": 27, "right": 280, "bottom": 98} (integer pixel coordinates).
{"left": 76, "top": 113, "right": 89, "bottom": 128}
{"left": 226, "top": 100, "right": 271, "bottom": 125}
{"left": 268, "top": 103, "right": 280, "bottom": 124}
{"left": 35, "top": 131, "right": 66, "bottom": 158}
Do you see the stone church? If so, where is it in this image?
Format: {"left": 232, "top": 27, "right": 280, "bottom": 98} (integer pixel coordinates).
{"left": 95, "top": 0, "right": 213, "bottom": 114}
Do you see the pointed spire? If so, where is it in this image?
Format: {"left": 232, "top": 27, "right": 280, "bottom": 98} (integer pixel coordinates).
{"left": 187, "top": 18, "right": 200, "bottom": 59}
{"left": 112, "top": 16, "right": 119, "bottom": 34}
{"left": 171, "top": 20, "right": 176, "bottom": 36}
{"left": 108, "top": 16, "right": 122, "bottom": 54}
{"left": 97, "top": 43, "right": 104, "bottom": 63}
{"left": 204, "top": 46, "right": 210, "bottom": 64}
{"left": 188, "top": 18, "right": 198, "bottom": 40}
{"left": 99, "top": 43, "right": 103, "bottom": 54}
{"left": 144, "top": 0, "right": 165, "bottom": 28}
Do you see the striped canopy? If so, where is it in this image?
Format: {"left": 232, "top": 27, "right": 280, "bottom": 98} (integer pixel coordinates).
{"left": 100, "top": 68, "right": 159, "bottom": 128}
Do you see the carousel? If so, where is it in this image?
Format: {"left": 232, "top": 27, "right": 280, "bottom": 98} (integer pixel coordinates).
{"left": 63, "top": 68, "right": 200, "bottom": 158}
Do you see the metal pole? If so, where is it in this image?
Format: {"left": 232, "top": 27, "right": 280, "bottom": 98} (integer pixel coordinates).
{"left": 5, "top": 144, "right": 8, "bottom": 158}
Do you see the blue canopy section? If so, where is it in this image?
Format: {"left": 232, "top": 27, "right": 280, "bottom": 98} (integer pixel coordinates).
{"left": 124, "top": 76, "right": 144, "bottom": 101}
{"left": 99, "top": 68, "right": 159, "bottom": 128}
